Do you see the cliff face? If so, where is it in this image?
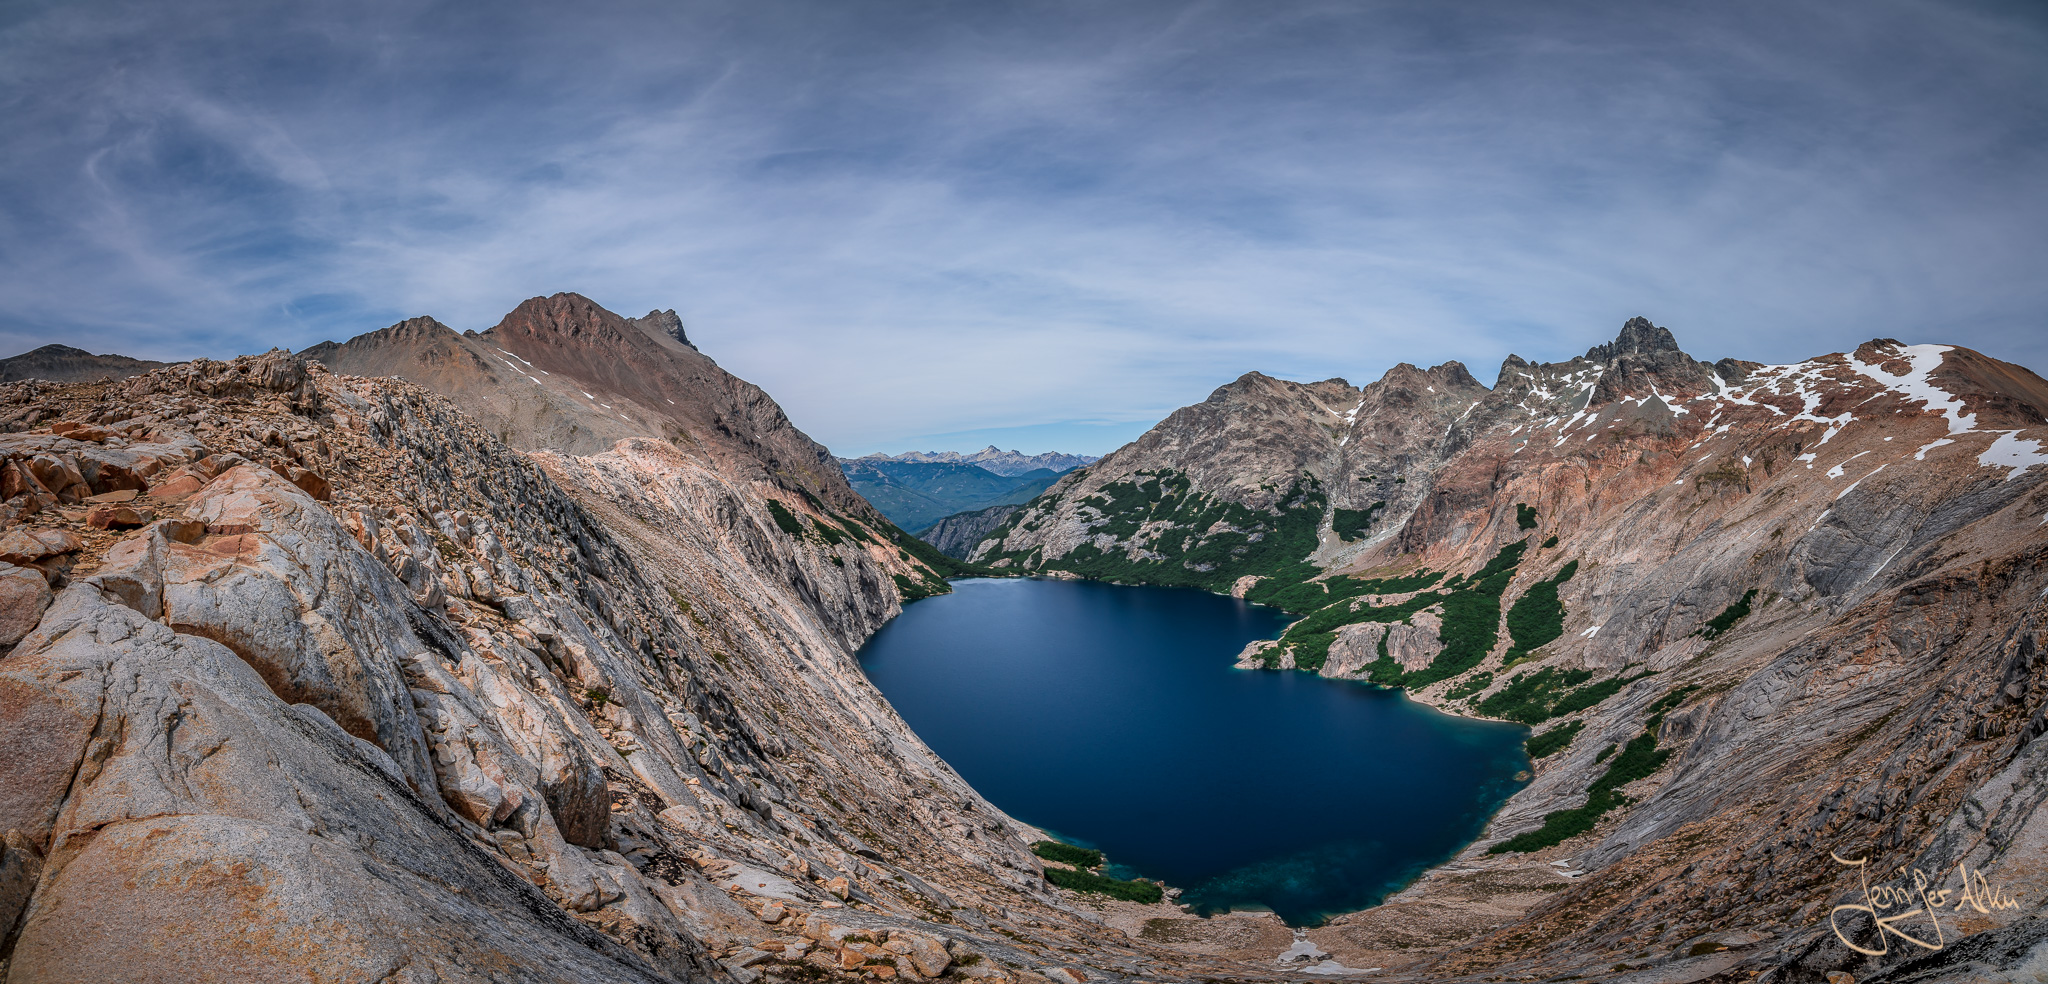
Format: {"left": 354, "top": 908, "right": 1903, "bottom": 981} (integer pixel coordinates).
{"left": 971, "top": 321, "right": 2048, "bottom": 981}
{"left": 918, "top": 503, "right": 1026, "bottom": 560}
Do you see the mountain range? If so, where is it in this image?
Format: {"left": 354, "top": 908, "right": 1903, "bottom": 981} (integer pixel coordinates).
{"left": 0, "top": 343, "right": 170, "bottom": 383}
{"left": 853, "top": 447, "right": 1098, "bottom": 477}
{"left": 1, "top": 306, "right": 2045, "bottom": 982}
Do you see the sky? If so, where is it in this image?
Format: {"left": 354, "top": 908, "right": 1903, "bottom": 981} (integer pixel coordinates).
{"left": 2, "top": 1, "right": 2044, "bottom": 457}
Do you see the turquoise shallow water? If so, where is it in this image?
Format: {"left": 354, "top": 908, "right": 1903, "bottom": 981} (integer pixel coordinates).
{"left": 855, "top": 577, "right": 1529, "bottom": 925}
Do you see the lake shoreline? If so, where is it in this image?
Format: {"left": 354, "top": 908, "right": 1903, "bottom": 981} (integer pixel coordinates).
{"left": 860, "top": 577, "right": 1529, "bottom": 931}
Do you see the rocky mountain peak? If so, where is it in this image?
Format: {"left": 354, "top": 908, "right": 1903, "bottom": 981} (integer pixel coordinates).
{"left": 631, "top": 308, "right": 695, "bottom": 351}
{"left": 1377, "top": 361, "right": 1487, "bottom": 398}
{"left": 484, "top": 291, "right": 634, "bottom": 347}
{"left": 1584, "top": 315, "right": 1682, "bottom": 362}
{"left": 347, "top": 315, "right": 459, "bottom": 349}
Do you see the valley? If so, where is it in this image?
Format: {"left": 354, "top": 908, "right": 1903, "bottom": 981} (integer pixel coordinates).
{"left": 1, "top": 305, "right": 2044, "bottom": 984}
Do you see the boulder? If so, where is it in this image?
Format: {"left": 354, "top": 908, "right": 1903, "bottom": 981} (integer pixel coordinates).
{"left": 0, "top": 561, "right": 52, "bottom": 643}
{"left": 26, "top": 453, "right": 86, "bottom": 500}
{"left": 49, "top": 421, "right": 116, "bottom": 442}
{"left": 1, "top": 458, "right": 49, "bottom": 499}
{"left": 287, "top": 466, "right": 332, "bottom": 501}
{"left": 892, "top": 931, "right": 953, "bottom": 977}
{"left": 72, "top": 447, "right": 152, "bottom": 494}
{"left": 0, "top": 528, "right": 80, "bottom": 565}
{"left": 85, "top": 503, "right": 154, "bottom": 530}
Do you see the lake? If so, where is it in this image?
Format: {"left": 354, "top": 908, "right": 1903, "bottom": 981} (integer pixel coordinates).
{"left": 855, "top": 577, "right": 1529, "bottom": 926}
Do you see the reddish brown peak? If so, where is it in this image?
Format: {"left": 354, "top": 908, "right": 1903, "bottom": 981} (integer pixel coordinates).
{"left": 1925, "top": 343, "right": 2048, "bottom": 428}
{"left": 487, "top": 292, "right": 637, "bottom": 345}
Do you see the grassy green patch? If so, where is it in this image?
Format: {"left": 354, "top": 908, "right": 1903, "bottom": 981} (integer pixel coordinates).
{"left": 1043, "top": 866, "right": 1163, "bottom": 904}
{"left": 1695, "top": 589, "right": 1757, "bottom": 639}
{"left": 1645, "top": 684, "right": 1702, "bottom": 730}
{"left": 1516, "top": 503, "right": 1539, "bottom": 530}
{"left": 1525, "top": 720, "right": 1583, "bottom": 759}
{"left": 1541, "top": 534, "right": 1559, "bottom": 548}
{"left": 811, "top": 517, "right": 851, "bottom": 546}
{"left": 1031, "top": 841, "right": 1103, "bottom": 869}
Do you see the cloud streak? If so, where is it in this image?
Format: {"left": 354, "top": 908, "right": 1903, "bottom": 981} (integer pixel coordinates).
{"left": 2, "top": 0, "right": 2044, "bottom": 455}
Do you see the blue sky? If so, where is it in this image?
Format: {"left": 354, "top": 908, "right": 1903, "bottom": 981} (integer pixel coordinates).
{"left": 3, "top": 1, "right": 2044, "bottom": 456}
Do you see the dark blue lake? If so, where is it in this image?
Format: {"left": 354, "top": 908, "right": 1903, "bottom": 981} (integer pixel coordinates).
{"left": 856, "top": 577, "right": 1529, "bottom": 926}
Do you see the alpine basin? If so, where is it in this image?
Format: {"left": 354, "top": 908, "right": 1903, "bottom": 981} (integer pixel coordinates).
{"left": 856, "top": 577, "right": 1529, "bottom": 925}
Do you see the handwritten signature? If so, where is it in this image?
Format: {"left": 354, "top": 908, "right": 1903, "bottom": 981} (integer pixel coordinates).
{"left": 1828, "top": 852, "right": 2022, "bottom": 956}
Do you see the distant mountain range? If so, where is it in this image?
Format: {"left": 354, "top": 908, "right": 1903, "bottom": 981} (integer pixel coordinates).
{"left": 835, "top": 456, "right": 1079, "bottom": 533}
{"left": 851, "top": 446, "right": 1097, "bottom": 477}
{"left": 0, "top": 343, "right": 170, "bottom": 383}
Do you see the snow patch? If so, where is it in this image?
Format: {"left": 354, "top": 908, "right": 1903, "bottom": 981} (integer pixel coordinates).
{"left": 1826, "top": 451, "right": 1872, "bottom": 479}
{"left": 1916, "top": 438, "right": 1955, "bottom": 461}
{"left": 1978, "top": 431, "right": 2048, "bottom": 480}
{"left": 1848, "top": 343, "right": 1976, "bottom": 435}
{"left": 1580, "top": 625, "right": 1601, "bottom": 638}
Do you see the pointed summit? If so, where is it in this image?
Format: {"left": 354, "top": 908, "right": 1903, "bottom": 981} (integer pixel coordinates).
{"left": 1585, "top": 316, "right": 1683, "bottom": 363}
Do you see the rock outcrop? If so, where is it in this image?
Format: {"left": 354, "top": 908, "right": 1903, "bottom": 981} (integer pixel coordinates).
{"left": 918, "top": 502, "right": 1025, "bottom": 559}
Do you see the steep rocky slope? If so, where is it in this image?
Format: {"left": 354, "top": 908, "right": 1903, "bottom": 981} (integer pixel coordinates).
{"left": 0, "top": 319, "right": 1291, "bottom": 983}
{"left": 973, "top": 319, "right": 2048, "bottom": 981}
{"left": 918, "top": 503, "right": 1027, "bottom": 560}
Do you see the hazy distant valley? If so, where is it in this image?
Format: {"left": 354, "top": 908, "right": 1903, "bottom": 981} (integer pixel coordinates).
{"left": 834, "top": 452, "right": 1092, "bottom": 537}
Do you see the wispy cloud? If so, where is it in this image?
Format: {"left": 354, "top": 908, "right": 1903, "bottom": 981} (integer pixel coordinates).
{"left": 2, "top": 0, "right": 2044, "bottom": 455}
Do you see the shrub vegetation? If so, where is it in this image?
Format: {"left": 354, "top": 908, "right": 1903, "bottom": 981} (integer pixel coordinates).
{"left": 1043, "top": 867, "right": 1164, "bottom": 903}
{"left": 1525, "top": 720, "right": 1583, "bottom": 759}
{"left": 1696, "top": 589, "right": 1758, "bottom": 639}
{"left": 1031, "top": 841, "right": 1103, "bottom": 869}
{"left": 1488, "top": 682, "right": 1702, "bottom": 853}
{"left": 765, "top": 500, "right": 807, "bottom": 537}
{"left": 1502, "top": 560, "right": 1578, "bottom": 663}
{"left": 1333, "top": 501, "right": 1389, "bottom": 541}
